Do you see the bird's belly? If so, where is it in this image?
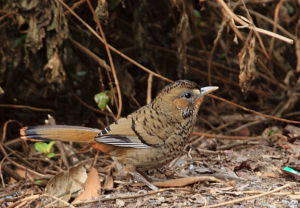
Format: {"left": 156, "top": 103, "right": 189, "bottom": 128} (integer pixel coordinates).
{"left": 117, "top": 145, "right": 183, "bottom": 171}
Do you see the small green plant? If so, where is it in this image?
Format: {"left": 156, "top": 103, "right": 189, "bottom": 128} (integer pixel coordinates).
{"left": 94, "top": 91, "right": 110, "bottom": 110}
{"left": 284, "top": 2, "right": 294, "bottom": 14}
{"left": 34, "top": 180, "right": 43, "bottom": 185}
{"left": 34, "top": 141, "right": 56, "bottom": 158}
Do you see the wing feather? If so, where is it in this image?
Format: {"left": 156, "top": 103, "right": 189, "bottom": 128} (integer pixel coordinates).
{"left": 95, "top": 135, "right": 150, "bottom": 148}
{"left": 95, "top": 116, "right": 154, "bottom": 149}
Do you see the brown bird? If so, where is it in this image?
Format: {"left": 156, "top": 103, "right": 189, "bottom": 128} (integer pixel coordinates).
{"left": 20, "top": 80, "right": 218, "bottom": 190}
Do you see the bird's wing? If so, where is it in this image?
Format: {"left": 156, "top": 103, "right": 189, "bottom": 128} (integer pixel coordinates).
{"left": 95, "top": 114, "right": 163, "bottom": 148}
{"left": 96, "top": 135, "right": 150, "bottom": 148}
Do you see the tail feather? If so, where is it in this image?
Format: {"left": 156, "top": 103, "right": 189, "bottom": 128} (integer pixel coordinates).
{"left": 20, "top": 125, "right": 100, "bottom": 143}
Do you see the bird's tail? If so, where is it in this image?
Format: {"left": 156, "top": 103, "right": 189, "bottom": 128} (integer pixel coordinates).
{"left": 20, "top": 125, "right": 100, "bottom": 143}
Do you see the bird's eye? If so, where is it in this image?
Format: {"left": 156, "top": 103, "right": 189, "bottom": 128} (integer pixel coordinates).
{"left": 184, "top": 92, "right": 192, "bottom": 99}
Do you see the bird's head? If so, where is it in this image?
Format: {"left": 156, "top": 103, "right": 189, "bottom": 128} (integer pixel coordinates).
{"left": 153, "top": 80, "right": 218, "bottom": 120}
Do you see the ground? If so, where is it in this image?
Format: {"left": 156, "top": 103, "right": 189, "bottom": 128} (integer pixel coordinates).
{"left": 1, "top": 0, "right": 300, "bottom": 207}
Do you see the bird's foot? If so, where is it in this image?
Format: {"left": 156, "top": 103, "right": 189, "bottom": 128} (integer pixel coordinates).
{"left": 130, "top": 171, "right": 159, "bottom": 191}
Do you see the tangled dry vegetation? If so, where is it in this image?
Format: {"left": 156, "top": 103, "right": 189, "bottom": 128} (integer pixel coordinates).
{"left": 0, "top": 0, "right": 300, "bottom": 207}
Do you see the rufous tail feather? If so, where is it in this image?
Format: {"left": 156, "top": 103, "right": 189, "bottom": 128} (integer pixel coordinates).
{"left": 20, "top": 125, "right": 100, "bottom": 143}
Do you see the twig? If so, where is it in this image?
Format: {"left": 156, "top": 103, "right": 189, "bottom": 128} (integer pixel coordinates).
{"left": 2, "top": 164, "right": 23, "bottom": 181}
{"left": 15, "top": 194, "right": 75, "bottom": 208}
{"left": 1, "top": 120, "right": 22, "bottom": 143}
{"left": 64, "top": 0, "right": 86, "bottom": 15}
{"left": 0, "top": 104, "right": 53, "bottom": 113}
{"left": 71, "top": 92, "right": 110, "bottom": 117}
{"left": 42, "top": 193, "right": 76, "bottom": 208}
{"left": 73, "top": 188, "right": 191, "bottom": 205}
{"left": 7, "top": 156, "right": 51, "bottom": 178}
{"left": 0, "top": 152, "right": 10, "bottom": 187}
{"left": 208, "top": 94, "right": 300, "bottom": 124}
{"left": 217, "top": 140, "right": 259, "bottom": 150}
{"left": 227, "top": 120, "right": 263, "bottom": 134}
{"left": 192, "top": 132, "right": 261, "bottom": 140}
{"left": 105, "top": 105, "right": 117, "bottom": 121}
{"left": 268, "top": 0, "right": 285, "bottom": 57}
{"left": 240, "top": 0, "right": 270, "bottom": 60}
{"left": 296, "top": 19, "right": 300, "bottom": 72}
{"left": 242, "top": 190, "right": 300, "bottom": 196}
{"left": 70, "top": 39, "right": 111, "bottom": 72}
{"left": 56, "top": 0, "right": 172, "bottom": 84}
{"left": 1, "top": 141, "right": 51, "bottom": 179}
{"left": 200, "top": 184, "right": 291, "bottom": 208}
{"left": 86, "top": 0, "right": 122, "bottom": 120}
{"left": 146, "top": 74, "right": 153, "bottom": 104}
{"left": 208, "top": 19, "right": 227, "bottom": 85}
{"left": 248, "top": 9, "right": 295, "bottom": 40}
{"left": 4, "top": 144, "right": 35, "bottom": 169}
{"left": 55, "top": 141, "right": 69, "bottom": 170}
{"left": 216, "top": 0, "right": 294, "bottom": 44}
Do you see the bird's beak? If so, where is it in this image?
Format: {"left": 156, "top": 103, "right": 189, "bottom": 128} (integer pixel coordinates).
{"left": 199, "top": 86, "right": 219, "bottom": 97}
{"left": 193, "top": 86, "right": 218, "bottom": 106}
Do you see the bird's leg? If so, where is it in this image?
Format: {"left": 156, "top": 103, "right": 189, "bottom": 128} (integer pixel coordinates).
{"left": 114, "top": 159, "right": 158, "bottom": 190}
{"left": 137, "top": 170, "right": 165, "bottom": 182}
{"left": 129, "top": 171, "right": 159, "bottom": 191}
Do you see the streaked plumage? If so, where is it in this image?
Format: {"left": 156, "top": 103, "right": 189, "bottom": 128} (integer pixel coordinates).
{"left": 20, "top": 80, "right": 218, "bottom": 190}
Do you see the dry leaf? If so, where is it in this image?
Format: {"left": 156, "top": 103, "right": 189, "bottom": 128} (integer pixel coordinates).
{"left": 296, "top": 34, "right": 300, "bottom": 72}
{"left": 285, "top": 125, "right": 300, "bottom": 138}
{"left": 277, "top": 137, "right": 291, "bottom": 149}
{"left": 45, "top": 164, "right": 87, "bottom": 202}
{"left": 10, "top": 168, "right": 41, "bottom": 183}
{"left": 289, "top": 194, "right": 300, "bottom": 200}
{"left": 115, "top": 199, "right": 125, "bottom": 207}
{"left": 103, "top": 174, "right": 114, "bottom": 190}
{"left": 73, "top": 167, "right": 101, "bottom": 203}
{"left": 44, "top": 114, "right": 56, "bottom": 125}
{"left": 238, "top": 34, "right": 256, "bottom": 93}
{"left": 261, "top": 172, "right": 279, "bottom": 178}
{"left": 43, "top": 51, "right": 66, "bottom": 84}
{"left": 147, "top": 176, "right": 223, "bottom": 188}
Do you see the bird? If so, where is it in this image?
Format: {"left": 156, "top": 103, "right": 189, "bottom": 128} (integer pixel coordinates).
{"left": 20, "top": 80, "right": 218, "bottom": 190}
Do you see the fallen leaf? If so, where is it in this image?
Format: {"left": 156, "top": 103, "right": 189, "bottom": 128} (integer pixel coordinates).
{"left": 234, "top": 161, "right": 253, "bottom": 171}
{"left": 45, "top": 163, "right": 87, "bottom": 202}
{"left": 261, "top": 172, "right": 279, "bottom": 178}
{"left": 103, "top": 174, "right": 114, "bottom": 190}
{"left": 43, "top": 51, "right": 65, "bottom": 84}
{"left": 238, "top": 34, "right": 256, "bottom": 93}
{"left": 10, "top": 168, "right": 41, "bottom": 183}
{"left": 289, "top": 194, "right": 300, "bottom": 200}
{"left": 278, "top": 137, "right": 291, "bottom": 149}
{"left": 115, "top": 199, "right": 125, "bottom": 207}
{"left": 133, "top": 176, "right": 223, "bottom": 188}
{"left": 73, "top": 167, "right": 101, "bottom": 203}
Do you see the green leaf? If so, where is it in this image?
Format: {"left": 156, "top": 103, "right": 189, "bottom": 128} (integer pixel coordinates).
{"left": 34, "top": 180, "right": 43, "bottom": 185}
{"left": 76, "top": 71, "right": 87, "bottom": 76}
{"left": 34, "top": 142, "right": 48, "bottom": 153}
{"left": 94, "top": 91, "right": 110, "bottom": 110}
{"left": 47, "top": 152, "right": 55, "bottom": 158}
{"left": 193, "top": 9, "right": 201, "bottom": 18}
{"left": 46, "top": 141, "right": 56, "bottom": 153}
{"left": 284, "top": 2, "right": 294, "bottom": 14}
{"left": 268, "top": 129, "right": 274, "bottom": 136}
{"left": 12, "top": 35, "right": 26, "bottom": 48}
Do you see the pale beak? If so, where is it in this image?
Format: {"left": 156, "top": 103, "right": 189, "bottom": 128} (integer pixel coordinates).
{"left": 193, "top": 86, "right": 218, "bottom": 106}
{"left": 199, "top": 86, "right": 219, "bottom": 96}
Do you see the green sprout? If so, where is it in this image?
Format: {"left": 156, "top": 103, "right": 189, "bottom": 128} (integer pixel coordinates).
{"left": 34, "top": 141, "right": 56, "bottom": 158}
{"left": 34, "top": 180, "right": 43, "bottom": 185}
{"left": 94, "top": 91, "right": 110, "bottom": 110}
